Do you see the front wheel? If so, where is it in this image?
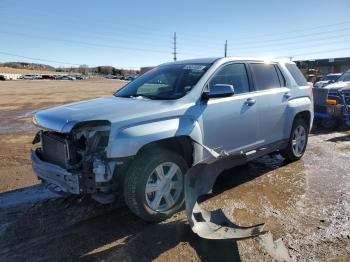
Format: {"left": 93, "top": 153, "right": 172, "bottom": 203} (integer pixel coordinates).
{"left": 281, "top": 118, "right": 309, "bottom": 162}
{"left": 123, "top": 148, "right": 188, "bottom": 222}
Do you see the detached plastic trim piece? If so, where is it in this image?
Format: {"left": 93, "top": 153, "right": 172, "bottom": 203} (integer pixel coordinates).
{"left": 184, "top": 145, "right": 291, "bottom": 261}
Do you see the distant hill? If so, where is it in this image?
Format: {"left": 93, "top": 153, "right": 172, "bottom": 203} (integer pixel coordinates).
{"left": 0, "top": 62, "right": 139, "bottom": 76}
{"left": 0, "top": 62, "right": 56, "bottom": 71}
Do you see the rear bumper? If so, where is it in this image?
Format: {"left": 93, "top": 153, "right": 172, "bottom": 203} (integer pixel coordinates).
{"left": 31, "top": 149, "right": 81, "bottom": 194}
{"left": 314, "top": 105, "right": 350, "bottom": 125}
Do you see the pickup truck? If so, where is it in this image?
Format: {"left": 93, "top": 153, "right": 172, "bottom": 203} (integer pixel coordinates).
{"left": 313, "top": 69, "right": 350, "bottom": 129}
{"left": 31, "top": 57, "right": 313, "bottom": 222}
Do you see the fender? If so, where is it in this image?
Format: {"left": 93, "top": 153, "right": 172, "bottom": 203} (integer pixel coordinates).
{"left": 284, "top": 96, "right": 314, "bottom": 137}
{"left": 106, "top": 116, "right": 204, "bottom": 163}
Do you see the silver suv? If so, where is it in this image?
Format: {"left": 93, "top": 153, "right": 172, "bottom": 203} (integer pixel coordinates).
{"left": 31, "top": 57, "right": 313, "bottom": 221}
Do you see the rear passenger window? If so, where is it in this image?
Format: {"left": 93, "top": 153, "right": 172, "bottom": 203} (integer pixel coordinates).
{"left": 209, "top": 63, "right": 250, "bottom": 94}
{"left": 285, "top": 63, "right": 308, "bottom": 86}
{"left": 250, "top": 63, "right": 281, "bottom": 90}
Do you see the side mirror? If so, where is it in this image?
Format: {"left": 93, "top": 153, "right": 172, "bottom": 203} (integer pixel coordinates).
{"left": 202, "top": 84, "right": 235, "bottom": 99}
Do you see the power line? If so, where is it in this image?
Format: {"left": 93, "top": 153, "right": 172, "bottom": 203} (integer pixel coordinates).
{"left": 0, "top": 51, "right": 141, "bottom": 69}
{"left": 228, "top": 27, "right": 350, "bottom": 47}
{"left": 0, "top": 51, "right": 82, "bottom": 66}
{"left": 0, "top": 30, "right": 208, "bottom": 57}
{"left": 3, "top": 5, "right": 350, "bottom": 43}
{"left": 276, "top": 47, "right": 350, "bottom": 59}
{"left": 0, "top": 31, "right": 172, "bottom": 54}
{"left": 4, "top": 7, "right": 350, "bottom": 50}
{"left": 226, "top": 21, "right": 350, "bottom": 41}
{"left": 233, "top": 35, "right": 350, "bottom": 54}
{"left": 2, "top": 18, "right": 349, "bottom": 56}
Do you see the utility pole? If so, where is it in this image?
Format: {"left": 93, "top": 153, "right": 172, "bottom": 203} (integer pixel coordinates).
{"left": 173, "top": 32, "right": 177, "bottom": 61}
{"left": 224, "top": 40, "right": 227, "bottom": 57}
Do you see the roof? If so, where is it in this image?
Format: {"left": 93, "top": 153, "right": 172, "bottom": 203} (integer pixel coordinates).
{"left": 161, "top": 56, "right": 288, "bottom": 66}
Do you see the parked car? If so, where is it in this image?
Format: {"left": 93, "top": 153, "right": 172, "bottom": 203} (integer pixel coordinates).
{"left": 124, "top": 76, "right": 135, "bottom": 81}
{"left": 75, "top": 75, "right": 85, "bottom": 80}
{"left": 23, "top": 74, "right": 34, "bottom": 80}
{"left": 0, "top": 75, "right": 5, "bottom": 81}
{"left": 313, "top": 69, "right": 350, "bottom": 129}
{"left": 31, "top": 57, "right": 313, "bottom": 222}
{"left": 42, "top": 75, "right": 55, "bottom": 80}
{"left": 314, "top": 73, "right": 342, "bottom": 88}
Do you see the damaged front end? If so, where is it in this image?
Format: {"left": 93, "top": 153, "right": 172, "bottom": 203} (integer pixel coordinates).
{"left": 31, "top": 121, "right": 118, "bottom": 200}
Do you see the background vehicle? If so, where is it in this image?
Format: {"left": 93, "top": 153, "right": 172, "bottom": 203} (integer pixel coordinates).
{"left": 314, "top": 73, "right": 342, "bottom": 88}
{"left": 31, "top": 57, "right": 313, "bottom": 222}
{"left": 23, "top": 74, "right": 34, "bottom": 80}
{"left": 313, "top": 70, "right": 350, "bottom": 129}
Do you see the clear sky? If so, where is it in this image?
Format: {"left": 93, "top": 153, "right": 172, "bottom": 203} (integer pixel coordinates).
{"left": 0, "top": 0, "right": 349, "bottom": 69}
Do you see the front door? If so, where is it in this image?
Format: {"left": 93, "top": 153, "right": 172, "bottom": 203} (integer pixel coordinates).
{"left": 201, "top": 63, "right": 262, "bottom": 155}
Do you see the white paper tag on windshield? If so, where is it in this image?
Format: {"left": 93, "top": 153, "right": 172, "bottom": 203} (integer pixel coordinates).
{"left": 183, "top": 65, "right": 206, "bottom": 71}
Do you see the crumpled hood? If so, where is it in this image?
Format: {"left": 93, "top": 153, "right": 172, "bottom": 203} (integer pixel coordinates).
{"left": 325, "top": 81, "right": 350, "bottom": 91}
{"left": 34, "top": 96, "right": 179, "bottom": 133}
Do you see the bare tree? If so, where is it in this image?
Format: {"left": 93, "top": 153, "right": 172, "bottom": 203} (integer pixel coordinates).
{"left": 79, "top": 64, "right": 89, "bottom": 75}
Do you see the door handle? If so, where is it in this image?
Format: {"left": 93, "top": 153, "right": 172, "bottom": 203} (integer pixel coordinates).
{"left": 283, "top": 92, "right": 291, "bottom": 99}
{"left": 245, "top": 98, "right": 256, "bottom": 106}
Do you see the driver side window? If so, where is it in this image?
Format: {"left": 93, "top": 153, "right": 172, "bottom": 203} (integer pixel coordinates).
{"left": 209, "top": 63, "right": 250, "bottom": 94}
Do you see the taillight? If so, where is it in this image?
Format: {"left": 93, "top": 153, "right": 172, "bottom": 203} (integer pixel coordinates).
{"left": 326, "top": 99, "right": 338, "bottom": 105}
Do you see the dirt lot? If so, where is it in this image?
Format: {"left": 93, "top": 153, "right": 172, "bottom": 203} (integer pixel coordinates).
{"left": 0, "top": 80, "right": 349, "bottom": 261}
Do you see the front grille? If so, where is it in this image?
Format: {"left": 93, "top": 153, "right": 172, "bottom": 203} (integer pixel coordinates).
{"left": 41, "top": 132, "right": 73, "bottom": 168}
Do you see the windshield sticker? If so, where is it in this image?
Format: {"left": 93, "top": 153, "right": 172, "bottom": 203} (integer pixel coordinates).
{"left": 183, "top": 65, "right": 206, "bottom": 71}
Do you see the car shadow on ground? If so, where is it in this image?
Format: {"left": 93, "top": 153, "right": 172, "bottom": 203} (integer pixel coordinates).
{"left": 326, "top": 133, "right": 350, "bottom": 143}
{"left": 81, "top": 156, "right": 286, "bottom": 262}
{"left": 0, "top": 155, "right": 287, "bottom": 262}
{"left": 310, "top": 124, "right": 350, "bottom": 136}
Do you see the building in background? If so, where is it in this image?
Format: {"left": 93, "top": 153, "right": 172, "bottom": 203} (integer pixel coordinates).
{"left": 295, "top": 57, "right": 350, "bottom": 75}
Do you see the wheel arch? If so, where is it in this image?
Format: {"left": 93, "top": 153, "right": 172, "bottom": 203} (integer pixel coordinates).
{"left": 137, "top": 136, "right": 194, "bottom": 167}
{"left": 294, "top": 110, "right": 311, "bottom": 130}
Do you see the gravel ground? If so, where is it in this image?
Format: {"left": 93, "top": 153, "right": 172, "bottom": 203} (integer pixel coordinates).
{"left": 0, "top": 80, "right": 349, "bottom": 261}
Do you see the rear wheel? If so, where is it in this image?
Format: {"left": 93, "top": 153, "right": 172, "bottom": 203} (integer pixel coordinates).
{"left": 123, "top": 148, "right": 188, "bottom": 222}
{"left": 281, "top": 118, "right": 309, "bottom": 162}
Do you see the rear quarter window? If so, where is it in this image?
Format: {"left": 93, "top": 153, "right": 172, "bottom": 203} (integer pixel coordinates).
{"left": 250, "top": 63, "right": 281, "bottom": 90}
{"left": 285, "top": 63, "right": 308, "bottom": 86}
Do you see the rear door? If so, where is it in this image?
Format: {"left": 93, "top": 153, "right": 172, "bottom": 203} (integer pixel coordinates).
{"left": 201, "top": 63, "right": 262, "bottom": 154}
{"left": 248, "top": 62, "right": 290, "bottom": 145}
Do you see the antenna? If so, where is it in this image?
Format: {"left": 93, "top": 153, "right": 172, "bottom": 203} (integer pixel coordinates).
{"left": 173, "top": 32, "right": 177, "bottom": 61}
{"left": 224, "top": 40, "right": 227, "bottom": 57}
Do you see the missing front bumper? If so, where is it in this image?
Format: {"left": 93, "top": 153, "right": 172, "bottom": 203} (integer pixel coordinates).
{"left": 31, "top": 149, "right": 81, "bottom": 194}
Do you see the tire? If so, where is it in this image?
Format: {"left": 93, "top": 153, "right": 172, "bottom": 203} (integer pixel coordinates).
{"left": 123, "top": 148, "right": 188, "bottom": 222}
{"left": 281, "top": 118, "right": 309, "bottom": 162}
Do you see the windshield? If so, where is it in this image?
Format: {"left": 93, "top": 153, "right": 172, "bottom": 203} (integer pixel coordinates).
{"left": 115, "top": 63, "right": 211, "bottom": 100}
{"left": 323, "top": 74, "right": 340, "bottom": 81}
{"left": 336, "top": 71, "right": 350, "bottom": 82}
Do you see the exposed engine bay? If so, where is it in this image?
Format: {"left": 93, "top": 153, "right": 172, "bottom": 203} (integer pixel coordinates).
{"left": 31, "top": 123, "right": 121, "bottom": 198}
